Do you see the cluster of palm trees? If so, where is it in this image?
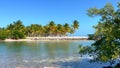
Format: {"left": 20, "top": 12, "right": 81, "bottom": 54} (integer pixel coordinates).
{"left": 0, "top": 20, "right": 79, "bottom": 40}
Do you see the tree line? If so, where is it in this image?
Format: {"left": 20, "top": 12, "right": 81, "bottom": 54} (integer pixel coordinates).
{"left": 0, "top": 20, "right": 79, "bottom": 40}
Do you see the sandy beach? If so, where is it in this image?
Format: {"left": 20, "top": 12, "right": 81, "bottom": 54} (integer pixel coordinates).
{"left": 3, "top": 36, "right": 88, "bottom": 42}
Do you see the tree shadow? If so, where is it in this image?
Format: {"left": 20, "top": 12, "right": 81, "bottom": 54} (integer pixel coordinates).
{"left": 52, "top": 58, "right": 110, "bottom": 68}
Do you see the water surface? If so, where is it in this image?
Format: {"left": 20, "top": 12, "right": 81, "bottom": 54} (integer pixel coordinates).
{"left": 0, "top": 40, "right": 94, "bottom": 68}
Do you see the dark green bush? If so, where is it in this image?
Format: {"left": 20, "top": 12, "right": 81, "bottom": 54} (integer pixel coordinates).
{"left": 0, "top": 31, "right": 7, "bottom": 40}
{"left": 11, "top": 30, "right": 25, "bottom": 39}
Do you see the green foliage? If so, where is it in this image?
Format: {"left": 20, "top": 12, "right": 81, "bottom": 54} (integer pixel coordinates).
{"left": 11, "top": 30, "right": 25, "bottom": 39}
{"left": 79, "top": 45, "right": 89, "bottom": 57}
{"left": 0, "top": 30, "right": 7, "bottom": 40}
{"left": 72, "top": 20, "right": 79, "bottom": 30}
{"left": 87, "top": 34, "right": 99, "bottom": 40}
{"left": 0, "top": 20, "right": 80, "bottom": 40}
{"left": 6, "top": 20, "right": 26, "bottom": 39}
{"left": 79, "top": 3, "right": 120, "bottom": 64}
{"left": 25, "top": 20, "right": 80, "bottom": 37}
{"left": 88, "top": 34, "right": 95, "bottom": 40}
{"left": 78, "top": 44, "right": 95, "bottom": 57}
{"left": 64, "top": 23, "right": 71, "bottom": 34}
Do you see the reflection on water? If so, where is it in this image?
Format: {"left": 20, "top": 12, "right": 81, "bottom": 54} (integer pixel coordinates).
{"left": 0, "top": 40, "right": 94, "bottom": 67}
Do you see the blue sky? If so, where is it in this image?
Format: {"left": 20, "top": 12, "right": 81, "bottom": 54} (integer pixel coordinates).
{"left": 0, "top": 0, "right": 119, "bottom": 36}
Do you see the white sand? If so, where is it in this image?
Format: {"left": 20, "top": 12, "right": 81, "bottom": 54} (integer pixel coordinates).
{"left": 3, "top": 36, "right": 88, "bottom": 42}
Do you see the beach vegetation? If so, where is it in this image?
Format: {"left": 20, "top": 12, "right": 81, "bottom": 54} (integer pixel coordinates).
{"left": 6, "top": 20, "right": 26, "bottom": 39}
{"left": 0, "top": 20, "right": 79, "bottom": 40}
{"left": 87, "top": 34, "right": 99, "bottom": 40}
{"left": 72, "top": 20, "right": 79, "bottom": 31}
{"left": 0, "top": 28, "right": 7, "bottom": 40}
{"left": 25, "top": 20, "right": 79, "bottom": 37}
{"left": 79, "top": 3, "right": 120, "bottom": 67}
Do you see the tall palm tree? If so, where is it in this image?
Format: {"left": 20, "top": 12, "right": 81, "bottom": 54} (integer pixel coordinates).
{"left": 57, "top": 24, "right": 63, "bottom": 36}
{"left": 43, "top": 25, "right": 49, "bottom": 37}
{"left": 70, "top": 28, "right": 74, "bottom": 35}
{"left": 26, "top": 26, "right": 32, "bottom": 37}
{"left": 64, "top": 23, "right": 71, "bottom": 36}
{"left": 48, "top": 21, "right": 56, "bottom": 36}
{"left": 6, "top": 23, "right": 14, "bottom": 38}
{"left": 73, "top": 20, "right": 79, "bottom": 31}
{"left": 16, "top": 20, "right": 26, "bottom": 35}
{"left": 37, "top": 24, "right": 44, "bottom": 36}
{"left": 30, "top": 24, "right": 39, "bottom": 37}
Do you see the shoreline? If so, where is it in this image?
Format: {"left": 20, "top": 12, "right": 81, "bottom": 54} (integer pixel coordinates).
{"left": 1, "top": 36, "right": 89, "bottom": 42}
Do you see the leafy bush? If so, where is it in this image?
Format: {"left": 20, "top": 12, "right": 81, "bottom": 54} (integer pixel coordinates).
{"left": 11, "top": 30, "right": 25, "bottom": 39}
{"left": 79, "top": 3, "right": 120, "bottom": 67}
{"left": 0, "top": 31, "right": 7, "bottom": 40}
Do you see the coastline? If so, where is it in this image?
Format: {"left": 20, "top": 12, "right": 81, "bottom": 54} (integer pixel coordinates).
{"left": 2, "top": 36, "right": 89, "bottom": 42}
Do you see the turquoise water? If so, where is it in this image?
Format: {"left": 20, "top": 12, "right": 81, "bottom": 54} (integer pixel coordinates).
{"left": 0, "top": 40, "right": 94, "bottom": 68}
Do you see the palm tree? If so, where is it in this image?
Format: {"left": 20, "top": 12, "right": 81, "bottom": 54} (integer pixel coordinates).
{"left": 30, "top": 24, "right": 39, "bottom": 37}
{"left": 37, "top": 24, "right": 44, "bottom": 36}
{"left": 57, "top": 24, "right": 63, "bottom": 36}
{"left": 43, "top": 25, "right": 49, "bottom": 37}
{"left": 70, "top": 28, "right": 74, "bottom": 35}
{"left": 26, "top": 26, "right": 31, "bottom": 37}
{"left": 63, "top": 23, "right": 71, "bottom": 36}
{"left": 6, "top": 20, "right": 26, "bottom": 39}
{"left": 6, "top": 23, "right": 14, "bottom": 38}
{"left": 73, "top": 20, "right": 79, "bottom": 31}
{"left": 48, "top": 21, "right": 56, "bottom": 36}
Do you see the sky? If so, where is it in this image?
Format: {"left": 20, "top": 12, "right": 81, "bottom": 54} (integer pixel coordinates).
{"left": 0, "top": 0, "right": 119, "bottom": 36}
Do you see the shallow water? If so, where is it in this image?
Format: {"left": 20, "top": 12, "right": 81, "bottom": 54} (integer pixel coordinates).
{"left": 0, "top": 40, "right": 94, "bottom": 68}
